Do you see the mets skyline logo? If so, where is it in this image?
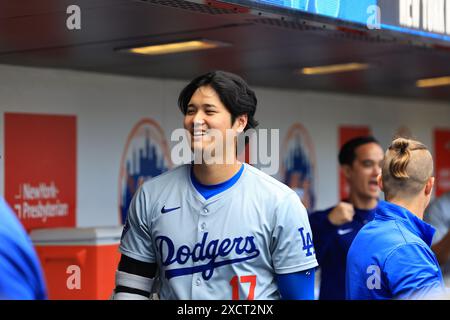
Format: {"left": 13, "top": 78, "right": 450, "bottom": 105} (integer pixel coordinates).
{"left": 119, "top": 118, "right": 172, "bottom": 224}
{"left": 281, "top": 123, "right": 316, "bottom": 211}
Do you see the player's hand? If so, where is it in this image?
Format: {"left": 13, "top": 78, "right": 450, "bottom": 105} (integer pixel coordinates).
{"left": 327, "top": 202, "right": 355, "bottom": 226}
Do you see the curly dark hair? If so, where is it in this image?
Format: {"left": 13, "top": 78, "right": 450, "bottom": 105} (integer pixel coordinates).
{"left": 178, "top": 70, "right": 259, "bottom": 131}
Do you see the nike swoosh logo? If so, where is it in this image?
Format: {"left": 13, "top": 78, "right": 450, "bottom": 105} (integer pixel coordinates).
{"left": 337, "top": 228, "right": 353, "bottom": 236}
{"left": 161, "top": 205, "right": 181, "bottom": 214}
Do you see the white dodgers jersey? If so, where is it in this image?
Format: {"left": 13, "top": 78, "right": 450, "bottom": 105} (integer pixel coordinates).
{"left": 120, "top": 163, "right": 318, "bottom": 300}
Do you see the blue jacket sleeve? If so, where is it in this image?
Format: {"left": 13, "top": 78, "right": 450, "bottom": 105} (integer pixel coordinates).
{"left": 385, "top": 243, "right": 446, "bottom": 299}
{"left": 0, "top": 198, "right": 47, "bottom": 300}
{"left": 277, "top": 268, "right": 316, "bottom": 300}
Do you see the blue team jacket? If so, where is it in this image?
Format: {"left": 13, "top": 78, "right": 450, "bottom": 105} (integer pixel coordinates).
{"left": 309, "top": 204, "right": 376, "bottom": 300}
{"left": 346, "top": 201, "right": 446, "bottom": 300}
{"left": 0, "top": 197, "right": 47, "bottom": 300}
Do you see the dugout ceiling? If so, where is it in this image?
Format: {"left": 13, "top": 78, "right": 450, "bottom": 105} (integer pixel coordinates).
{"left": 0, "top": 0, "right": 449, "bottom": 101}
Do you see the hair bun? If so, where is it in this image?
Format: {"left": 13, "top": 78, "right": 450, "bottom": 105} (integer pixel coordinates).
{"left": 391, "top": 138, "right": 409, "bottom": 155}
{"left": 389, "top": 138, "right": 411, "bottom": 179}
{"left": 398, "top": 141, "right": 409, "bottom": 154}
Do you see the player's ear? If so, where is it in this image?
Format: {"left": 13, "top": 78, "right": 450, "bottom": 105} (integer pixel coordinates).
{"left": 342, "top": 164, "right": 352, "bottom": 179}
{"left": 234, "top": 114, "right": 247, "bottom": 133}
{"left": 377, "top": 174, "right": 384, "bottom": 192}
{"left": 424, "top": 176, "right": 434, "bottom": 196}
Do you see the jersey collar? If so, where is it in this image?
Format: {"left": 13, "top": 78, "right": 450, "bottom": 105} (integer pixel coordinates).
{"left": 185, "top": 163, "right": 247, "bottom": 210}
{"left": 375, "top": 200, "right": 435, "bottom": 247}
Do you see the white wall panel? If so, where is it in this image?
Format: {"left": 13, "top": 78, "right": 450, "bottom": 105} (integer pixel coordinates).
{"left": 1, "top": 64, "right": 449, "bottom": 227}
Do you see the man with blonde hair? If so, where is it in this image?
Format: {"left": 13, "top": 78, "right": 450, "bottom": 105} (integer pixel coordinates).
{"left": 346, "top": 138, "right": 447, "bottom": 299}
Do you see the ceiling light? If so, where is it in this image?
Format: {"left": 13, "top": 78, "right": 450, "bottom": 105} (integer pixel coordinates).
{"left": 300, "top": 63, "right": 369, "bottom": 75}
{"left": 121, "top": 39, "right": 229, "bottom": 56}
{"left": 416, "top": 76, "right": 450, "bottom": 88}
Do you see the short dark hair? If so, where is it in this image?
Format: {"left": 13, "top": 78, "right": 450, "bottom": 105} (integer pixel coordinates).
{"left": 338, "top": 136, "right": 380, "bottom": 166}
{"left": 178, "top": 70, "right": 259, "bottom": 131}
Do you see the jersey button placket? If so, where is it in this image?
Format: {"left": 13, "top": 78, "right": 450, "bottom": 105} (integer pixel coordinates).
{"left": 192, "top": 207, "right": 208, "bottom": 299}
{"left": 199, "top": 207, "right": 209, "bottom": 233}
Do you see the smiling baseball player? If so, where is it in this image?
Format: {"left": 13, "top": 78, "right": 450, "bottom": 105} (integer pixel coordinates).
{"left": 112, "top": 71, "right": 318, "bottom": 300}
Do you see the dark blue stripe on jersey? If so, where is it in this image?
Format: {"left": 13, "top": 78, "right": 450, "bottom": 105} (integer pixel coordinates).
{"left": 190, "top": 164, "right": 244, "bottom": 200}
{"left": 115, "top": 286, "right": 150, "bottom": 298}
{"left": 165, "top": 250, "right": 259, "bottom": 280}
